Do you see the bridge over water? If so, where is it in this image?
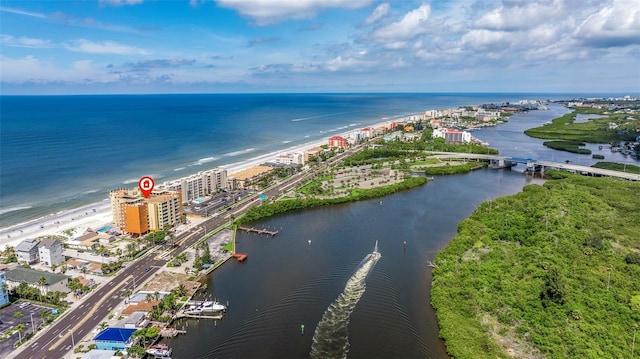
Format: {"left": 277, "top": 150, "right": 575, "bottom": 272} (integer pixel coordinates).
{"left": 428, "top": 152, "right": 640, "bottom": 181}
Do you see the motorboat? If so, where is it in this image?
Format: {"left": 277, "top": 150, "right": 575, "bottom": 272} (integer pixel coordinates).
{"left": 183, "top": 301, "right": 226, "bottom": 315}
{"left": 371, "top": 240, "right": 381, "bottom": 260}
{"left": 146, "top": 343, "right": 172, "bottom": 358}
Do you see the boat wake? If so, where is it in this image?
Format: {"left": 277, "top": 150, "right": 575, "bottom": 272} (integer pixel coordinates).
{"left": 310, "top": 242, "right": 380, "bottom": 359}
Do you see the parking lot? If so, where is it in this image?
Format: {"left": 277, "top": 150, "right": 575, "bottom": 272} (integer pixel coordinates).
{"left": 0, "top": 301, "right": 51, "bottom": 356}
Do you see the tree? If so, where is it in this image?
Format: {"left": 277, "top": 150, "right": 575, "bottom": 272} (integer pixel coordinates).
{"left": 176, "top": 284, "right": 187, "bottom": 297}
{"left": 15, "top": 323, "right": 26, "bottom": 344}
{"left": 540, "top": 267, "right": 568, "bottom": 307}
{"left": 99, "top": 321, "right": 108, "bottom": 330}
{"left": 13, "top": 310, "right": 24, "bottom": 319}
{"left": 38, "top": 277, "right": 47, "bottom": 302}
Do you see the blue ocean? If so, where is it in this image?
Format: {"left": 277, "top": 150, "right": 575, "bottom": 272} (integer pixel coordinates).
{"left": 0, "top": 93, "right": 595, "bottom": 227}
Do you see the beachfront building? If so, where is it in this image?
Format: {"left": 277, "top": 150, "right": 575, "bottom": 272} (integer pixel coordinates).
{"left": 110, "top": 189, "right": 182, "bottom": 235}
{"left": 38, "top": 238, "right": 65, "bottom": 267}
{"left": 123, "top": 203, "right": 149, "bottom": 236}
{"left": 432, "top": 128, "right": 472, "bottom": 144}
{"left": 274, "top": 152, "right": 304, "bottom": 165}
{"left": 15, "top": 238, "right": 39, "bottom": 264}
{"left": 110, "top": 189, "right": 144, "bottom": 229}
{"left": 93, "top": 327, "right": 137, "bottom": 351}
{"left": 0, "top": 270, "right": 9, "bottom": 306}
{"left": 146, "top": 192, "right": 183, "bottom": 231}
{"left": 161, "top": 168, "right": 228, "bottom": 202}
{"left": 304, "top": 146, "right": 325, "bottom": 163}
{"left": 328, "top": 135, "right": 348, "bottom": 149}
{"left": 5, "top": 267, "right": 70, "bottom": 295}
{"left": 227, "top": 165, "right": 274, "bottom": 189}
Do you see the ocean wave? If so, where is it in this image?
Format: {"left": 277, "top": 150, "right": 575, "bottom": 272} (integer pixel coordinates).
{"left": 122, "top": 178, "right": 138, "bottom": 184}
{"left": 83, "top": 190, "right": 98, "bottom": 194}
{"left": 192, "top": 157, "right": 219, "bottom": 166}
{"left": 282, "top": 140, "right": 292, "bottom": 144}
{"left": 223, "top": 148, "right": 255, "bottom": 157}
{"left": 0, "top": 206, "right": 33, "bottom": 216}
{"left": 173, "top": 167, "right": 186, "bottom": 171}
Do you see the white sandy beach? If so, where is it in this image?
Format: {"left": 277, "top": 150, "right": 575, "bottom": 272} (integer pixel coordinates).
{"left": 0, "top": 119, "right": 396, "bottom": 251}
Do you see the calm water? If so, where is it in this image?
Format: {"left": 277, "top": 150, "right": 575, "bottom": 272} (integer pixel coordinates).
{"left": 164, "top": 103, "right": 637, "bottom": 358}
{"left": 168, "top": 169, "right": 545, "bottom": 359}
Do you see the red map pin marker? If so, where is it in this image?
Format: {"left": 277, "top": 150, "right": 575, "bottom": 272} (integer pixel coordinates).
{"left": 138, "top": 176, "right": 155, "bottom": 198}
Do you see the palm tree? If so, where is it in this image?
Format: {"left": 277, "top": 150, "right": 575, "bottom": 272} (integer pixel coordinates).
{"left": 15, "top": 323, "right": 26, "bottom": 344}
{"left": 176, "top": 284, "right": 187, "bottom": 297}
{"left": 99, "top": 321, "right": 108, "bottom": 331}
{"left": 38, "top": 277, "right": 47, "bottom": 302}
{"left": 146, "top": 293, "right": 153, "bottom": 303}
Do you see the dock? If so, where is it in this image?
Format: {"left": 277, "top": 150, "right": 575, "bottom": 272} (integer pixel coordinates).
{"left": 175, "top": 311, "right": 224, "bottom": 320}
{"left": 238, "top": 226, "right": 278, "bottom": 236}
{"left": 233, "top": 253, "right": 247, "bottom": 261}
{"left": 159, "top": 328, "right": 187, "bottom": 337}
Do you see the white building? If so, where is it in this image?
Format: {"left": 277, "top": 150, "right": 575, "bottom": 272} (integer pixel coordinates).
{"left": 432, "top": 128, "right": 472, "bottom": 143}
{"left": 38, "top": 238, "right": 65, "bottom": 267}
{"left": 161, "top": 169, "right": 228, "bottom": 202}
{"left": 274, "top": 152, "right": 304, "bottom": 165}
{"left": 15, "top": 238, "right": 39, "bottom": 264}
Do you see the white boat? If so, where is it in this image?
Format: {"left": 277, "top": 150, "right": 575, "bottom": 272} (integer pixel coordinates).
{"left": 371, "top": 240, "right": 381, "bottom": 260}
{"left": 183, "top": 301, "right": 226, "bottom": 315}
{"left": 146, "top": 343, "right": 172, "bottom": 358}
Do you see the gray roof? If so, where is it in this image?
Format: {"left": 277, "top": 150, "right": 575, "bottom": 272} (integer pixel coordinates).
{"left": 6, "top": 267, "right": 70, "bottom": 285}
{"left": 40, "top": 237, "right": 62, "bottom": 249}
{"left": 15, "top": 238, "right": 39, "bottom": 253}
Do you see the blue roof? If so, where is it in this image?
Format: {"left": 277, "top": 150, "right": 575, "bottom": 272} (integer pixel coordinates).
{"left": 94, "top": 328, "right": 136, "bottom": 343}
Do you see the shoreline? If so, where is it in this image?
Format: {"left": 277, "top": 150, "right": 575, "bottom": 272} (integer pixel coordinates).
{"left": 0, "top": 118, "right": 398, "bottom": 250}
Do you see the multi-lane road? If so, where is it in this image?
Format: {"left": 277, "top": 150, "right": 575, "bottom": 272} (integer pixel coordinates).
{"left": 14, "top": 142, "right": 367, "bottom": 359}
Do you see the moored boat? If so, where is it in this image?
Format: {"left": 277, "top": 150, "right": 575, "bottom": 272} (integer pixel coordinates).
{"left": 146, "top": 343, "right": 172, "bottom": 358}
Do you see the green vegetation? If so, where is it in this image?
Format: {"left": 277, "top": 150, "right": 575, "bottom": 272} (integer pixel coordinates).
{"left": 524, "top": 110, "right": 639, "bottom": 143}
{"left": 542, "top": 140, "right": 592, "bottom": 154}
{"left": 592, "top": 154, "right": 605, "bottom": 159}
{"left": 592, "top": 161, "right": 640, "bottom": 175}
{"left": 431, "top": 173, "right": 640, "bottom": 358}
{"left": 237, "top": 176, "right": 426, "bottom": 224}
{"left": 419, "top": 162, "right": 488, "bottom": 175}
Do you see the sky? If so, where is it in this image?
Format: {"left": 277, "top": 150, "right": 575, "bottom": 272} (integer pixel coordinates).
{"left": 0, "top": 0, "right": 639, "bottom": 94}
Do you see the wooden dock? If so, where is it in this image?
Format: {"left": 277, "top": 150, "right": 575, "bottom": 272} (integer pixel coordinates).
{"left": 238, "top": 226, "right": 278, "bottom": 236}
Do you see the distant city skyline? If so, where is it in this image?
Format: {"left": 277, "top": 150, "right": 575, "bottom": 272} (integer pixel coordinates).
{"left": 1, "top": 0, "right": 638, "bottom": 94}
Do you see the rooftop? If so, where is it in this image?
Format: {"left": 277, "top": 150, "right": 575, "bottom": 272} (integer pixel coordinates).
{"left": 6, "top": 267, "right": 70, "bottom": 285}
{"left": 93, "top": 327, "right": 136, "bottom": 343}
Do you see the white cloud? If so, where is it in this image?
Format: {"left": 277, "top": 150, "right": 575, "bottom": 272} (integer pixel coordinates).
{"left": 576, "top": 0, "right": 640, "bottom": 47}
{"left": 1, "top": 35, "right": 54, "bottom": 49}
{"left": 99, "top": 0, "right": 144, "bottom": 7}
{"left": 64, "top": 39, "right": 150, "bottom": 55}
{"left": 364, "top": 3, "right": 389, "bottom": 25}
{"left": 215, "top": 0, "right": 373, "bottom": 24}
{"left": 474, "top": 1, "right": 574, "bottom": 32}
{"left": 0, "top": 55, "right": 112, "bottom": 83}
{"left": 0, "top": 6, "right": 46, "bottom": 18}
{"left": 372, "top": 3, "right": 430, "bottom": 48}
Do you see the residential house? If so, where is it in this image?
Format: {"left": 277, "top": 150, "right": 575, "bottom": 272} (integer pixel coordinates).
{"left": 15, "top": 238, "right": 39, "bottom": 264}
{"left": 38, "top": 238, "right": 65, "bottom": 267}
{"left": 5, "top": 267, "right": 70, "bottom": 294}
{"left": 93, "top": 327, "right": 137, "bottom": 351}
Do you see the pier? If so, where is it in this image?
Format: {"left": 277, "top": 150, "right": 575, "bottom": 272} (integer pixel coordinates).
{"left": 238, "top": 226, "right": 279, "bottom": 236}
{"left": 160, "top": 328, "right": 187, "bottom": 337}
